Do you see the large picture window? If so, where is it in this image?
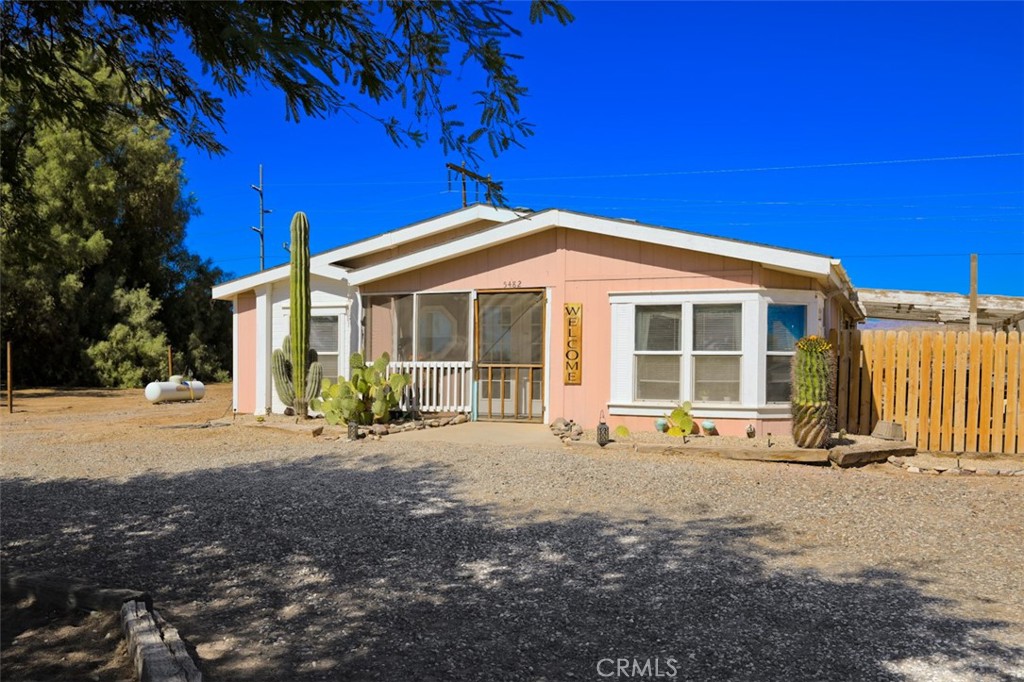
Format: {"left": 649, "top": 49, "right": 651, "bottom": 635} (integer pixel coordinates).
{"left": 609, "top": 291, "right": 820, "bottom": 417}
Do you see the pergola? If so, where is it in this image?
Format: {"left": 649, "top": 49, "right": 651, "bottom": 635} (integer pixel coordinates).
{"left": 856, "top": 288, "right": 1024, "bottom": 332}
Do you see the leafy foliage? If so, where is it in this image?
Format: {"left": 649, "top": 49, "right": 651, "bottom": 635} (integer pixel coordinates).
{"left": 312, "top": 352, "right": 410, "bottom": 426}
{"left": 1, "top": 1, "right": 573, "bottom": 201}
{"left": 0, "top": 53, "right": 232, "bottom": 386}
{"left": 85, "top": 287, "right": 168, "bottom": 388}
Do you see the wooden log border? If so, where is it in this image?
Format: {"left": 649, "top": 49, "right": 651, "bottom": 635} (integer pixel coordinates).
{"left": 2, "top": 573, "right": 201, "bottom": 682}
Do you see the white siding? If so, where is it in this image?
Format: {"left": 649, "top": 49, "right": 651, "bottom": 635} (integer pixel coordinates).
{"left": 270, "top": 275, "right": 355, "bottom": 414}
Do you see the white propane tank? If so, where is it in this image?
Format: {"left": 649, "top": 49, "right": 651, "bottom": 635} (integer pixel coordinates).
{"left": 145, "top": 380, "right": 206, "bottom": 403}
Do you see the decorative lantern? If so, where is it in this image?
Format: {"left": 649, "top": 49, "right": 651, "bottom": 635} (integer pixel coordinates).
{"left": 347, "top": 421, "right": 359, "bottom": 442}
{"left": 596, "top": 411, "right": 610, "bottom": 447}
{"left": 746, "top": 424, "right": 756, "bottom": 438}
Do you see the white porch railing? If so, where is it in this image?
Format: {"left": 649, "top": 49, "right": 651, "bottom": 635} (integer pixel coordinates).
{"left": 388, "top": 361, "right": 472, "bottom": 414}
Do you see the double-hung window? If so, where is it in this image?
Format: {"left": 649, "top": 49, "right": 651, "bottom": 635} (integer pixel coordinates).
{"left": 311, "top": 316, "right": 340, "bottom": 379}
{"left": 634, "top": 306, "right": 682, "bottom": 401}
{"left": 692, "top": 304, "right": 742, "bottom": 403}
{"left": 765, "top": 304, "right": 807, "bottom": 403}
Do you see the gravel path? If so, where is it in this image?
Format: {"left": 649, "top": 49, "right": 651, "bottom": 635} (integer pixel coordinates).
{"left": 2, "top": 388, "right": 1023, "bottom": 680}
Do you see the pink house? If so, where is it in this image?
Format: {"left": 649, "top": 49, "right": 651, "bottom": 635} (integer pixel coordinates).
{"left": 212, "top": 205, "right": 863, "bottom": 435}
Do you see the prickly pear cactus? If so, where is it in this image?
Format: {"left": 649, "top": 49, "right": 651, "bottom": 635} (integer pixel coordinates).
{"left": 790, "top": 335, "right": 836, "bottom": 448}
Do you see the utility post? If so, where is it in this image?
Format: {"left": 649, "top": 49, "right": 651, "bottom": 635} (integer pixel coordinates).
{"left": 445, "top": 162, "right": 503, "bottom": 207}
{"left": 969, "top": 253, "right": 978, "bottom": 332}
{"left": 250, "top": 164, "right": 272, "bottom": 271}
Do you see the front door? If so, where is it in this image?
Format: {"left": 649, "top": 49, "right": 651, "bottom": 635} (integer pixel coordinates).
{"left": 475, "top": 291, "right": 545, "bottom": 421}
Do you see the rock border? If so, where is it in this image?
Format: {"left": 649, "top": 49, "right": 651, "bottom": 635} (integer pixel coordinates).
{"left": 887, "top": 455, "right": 1024, "bottom": 477}
{"left": 1, "top": 573, "right": 202, "bottom": 682}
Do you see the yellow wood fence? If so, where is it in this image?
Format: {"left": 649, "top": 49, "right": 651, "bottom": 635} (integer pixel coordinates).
{"left": 830, "top": 330, "right": 1022, "bottom": 454}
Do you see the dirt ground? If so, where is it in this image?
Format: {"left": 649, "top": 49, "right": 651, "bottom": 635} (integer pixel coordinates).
{"left": 2, "top": 386, "right": 1022, "bottom": 681}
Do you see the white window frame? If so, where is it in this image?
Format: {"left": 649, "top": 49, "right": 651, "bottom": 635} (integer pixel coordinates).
{"left": 691, "top": 303, "right": 744, "bottom": 405}
{"left": 608, "top": 289, "right": 822, "bottom": 419}
{"left": 360, "top": 290, "right": 473, "bottom": 362}
{"left": 632, "top": 304, "right": 684, "bottom": 403}
{"left": 763, "top": 302, "right": 812, "bottom": 404}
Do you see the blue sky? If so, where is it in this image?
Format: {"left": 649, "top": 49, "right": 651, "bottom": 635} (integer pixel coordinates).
{"left": 177, "top": 1, "right": 1024, "bottom": 296}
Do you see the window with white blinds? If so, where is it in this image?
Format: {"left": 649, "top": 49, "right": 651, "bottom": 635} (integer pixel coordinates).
{"left": 634, "top": 306, "right": 681, "bottom": 400}
{"left": 609, "top": 292, "right": 819, "bottom": 415}
{"left": 311, "top": 316, "right": 340, "bottom": 379}
{"left": 692, "top": 304, "right": 741, "bottom": 403}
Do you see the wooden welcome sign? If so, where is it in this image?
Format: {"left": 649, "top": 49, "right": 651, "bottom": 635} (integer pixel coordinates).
{"left": 564, "top": 302, "right": 582, "bottom": 385}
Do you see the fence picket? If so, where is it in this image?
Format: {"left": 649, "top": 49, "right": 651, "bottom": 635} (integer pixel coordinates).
{"left": 991, "top": 332, "right": 1007, "bottom": 453}
{"left": 1007, "top": 333, "right": 1020, "bottom": 454}
{"left": 848, "top": 330, "right": 862, "bottom": 433}
{"left": 978, "top": 332, "right": 995, "bottom": 453}
{"left": 858, "top": 332, "right": 873, "bottom": 434}
{"left": 941, "top": 332, "right": 956, "bottom": 451}
{"left": 882, "top": 331, "right": 896, "bottom": 421}
{"left": 837, "top": 330, "right": 851, "bottom": 431}
{"left": 953, "top": 333, "right": 969, "bottom": 452}
{"left": 928, "top": 332, "right": 943, "bottom": 451}
{"left": 965, "top": 332, "right": 982, "bottom": 453}
{"left": 918, "top": 333, "right": 933, "bottom": 449}
{"left": 906, "top": 332, "right": 921, "bottom": 445}
{"left": 893, "top": 331, "right": 909, "bottom": 431}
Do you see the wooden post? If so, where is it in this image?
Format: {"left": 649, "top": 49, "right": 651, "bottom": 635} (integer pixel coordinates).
{"left": 167, "top": 346, "right": 173, "bottom": 378}
{"left": 969, "top": 254, "right": 978, "bottom": 332}
{"left": 6, "top": 341, "right": 11, "bottom": 414}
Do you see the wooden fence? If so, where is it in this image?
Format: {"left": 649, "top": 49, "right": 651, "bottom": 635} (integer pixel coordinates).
{"left": 831, "top": 330, "right": 1022, "bottom": 454}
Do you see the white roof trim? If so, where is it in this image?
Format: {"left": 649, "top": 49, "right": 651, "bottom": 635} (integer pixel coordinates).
{"left": 310, "top": 204, "right": 519, "bottom": 268}
{"left": 348, "top": 209, "right": 836, "bottom": 286}
{"left": 211, "top": 263, "right": 346, "bottom": 300}
{"left": 212, "top": 204, "right": 516, "bottom": 300}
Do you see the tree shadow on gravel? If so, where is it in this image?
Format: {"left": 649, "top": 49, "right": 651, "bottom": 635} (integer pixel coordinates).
{"left": 2, "top": 453, "right": 1022, "bottom": 681}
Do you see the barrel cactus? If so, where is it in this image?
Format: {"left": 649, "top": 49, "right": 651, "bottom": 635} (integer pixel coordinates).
{"left": 272, "top": 335, "right": 322, "bottom": 415}
{"left": 790, "top": 335, "right": 836, "bottom": 448}
{"left": 290, "top": 211, "right": 312, "bottom": 417}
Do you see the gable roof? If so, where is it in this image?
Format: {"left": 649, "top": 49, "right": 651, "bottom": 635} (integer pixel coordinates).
{"left": 345, "top": 208, "right": 840, "bottom": 285}
{"left": 212, "top": 204, "right": 517, "bottom": 299}
{"left": 214, "top": 205, "right": 859, "bottom": 319}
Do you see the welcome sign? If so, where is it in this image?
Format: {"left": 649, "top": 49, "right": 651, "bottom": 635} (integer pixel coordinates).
{"left": 564, "top": 302, "right": 582, "bottom": 385}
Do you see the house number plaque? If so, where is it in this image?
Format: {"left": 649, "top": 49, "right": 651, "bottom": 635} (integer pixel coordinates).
{"left": 564, "top": 302, "right": 582, "bottom": 385}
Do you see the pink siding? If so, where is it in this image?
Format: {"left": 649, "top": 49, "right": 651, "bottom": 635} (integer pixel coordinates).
{"left": 362, "top": 228, "right": 820, "bottom": 432}
{"left": 236, "top": 292, "right": 257, "bottom": 414}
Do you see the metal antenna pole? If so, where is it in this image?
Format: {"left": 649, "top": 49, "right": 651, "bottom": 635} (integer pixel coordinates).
{"left": 250, "top": 164, "right": 272, "bottom": 271}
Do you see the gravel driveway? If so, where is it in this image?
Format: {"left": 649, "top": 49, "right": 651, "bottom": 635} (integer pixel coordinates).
{"left": 2, "top": 389, "right": 1023, "bottom": 680}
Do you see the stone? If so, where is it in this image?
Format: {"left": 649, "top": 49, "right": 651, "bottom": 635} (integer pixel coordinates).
{"left": 551, "top": 417, "right": 569, "bottom": 431}
{"left": 311, "top": 425, "right": 324, "bottom": 437}
{"left": 416, "top": 421, "right": 426, "bottom": 430}
{"left": 453, "top": 414, "right": 468, "bottom": 425}
{"left": 976, "top": 468, "right": 997, "bottom": 476}
{"left": 1013, "top": 470, "right": 1024, "bottom": 476}
{"left": 922, "top": 469, "right": 940, "bottom": 475}
{"left": 945, "top": 468, "right": 963, "bottom": 476}
{"left": 371, "top": 424, "right": 389, "bottom": 436}
{"left": 907, "top": 466, "right": 921, "bottom": 473}
{"left": 428, "top": 419, "right": 441, "bottom": 428}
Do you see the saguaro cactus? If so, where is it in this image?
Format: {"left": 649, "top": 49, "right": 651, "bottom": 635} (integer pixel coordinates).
{"left": 790, "top": 335, "right": 836, "bottom": 448}
{"left": 272, "top": 335, "right": 322, "bottom": 413}
{"left": 291, "top": 211, "right": 311, "bottom": 416}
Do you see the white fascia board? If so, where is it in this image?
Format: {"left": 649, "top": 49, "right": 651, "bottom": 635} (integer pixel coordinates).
{"left": 348, "top": 210, "right": 558, "bottom": 285}
{"left": 211, "top": 263, "right": 348, "bottom": 301}
{"left": 562, "top": 212, "right": 833, "bottom": 277}
{"left": 350, "top": 209, "right": 835, "bottom": 286}
{"left": 212, "top": 264, "right": 290, "bottom": 300}
{"left": 310, "top": 204, "right": 519, "bottom": 268}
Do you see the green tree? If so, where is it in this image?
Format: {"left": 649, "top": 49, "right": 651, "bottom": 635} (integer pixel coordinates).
{"left": 86, "top": 287, "right": 169, "bottom": 388}
{"left": 0, "top": 55, "right": 232, "bottom": 386}
{"left": 1, "top": 1, "right": 573, "bottom": 195}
